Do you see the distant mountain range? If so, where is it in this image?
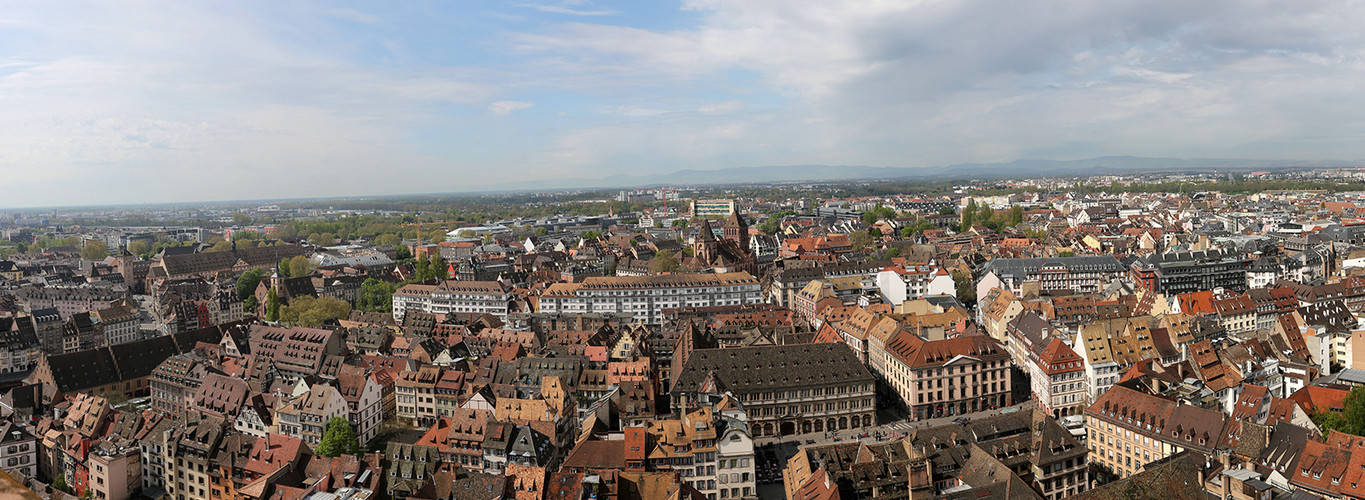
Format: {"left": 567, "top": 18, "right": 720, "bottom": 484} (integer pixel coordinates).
{"left": 486, "top": 156, "right": 1360, "bottom": 192}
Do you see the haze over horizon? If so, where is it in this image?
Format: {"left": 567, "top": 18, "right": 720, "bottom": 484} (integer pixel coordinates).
{"left": 5, "top": 1, "right": 1365, "bottom": 207}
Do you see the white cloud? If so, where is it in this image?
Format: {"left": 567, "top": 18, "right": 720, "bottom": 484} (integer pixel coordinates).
{"left": 490, "top": 100, "right": 535, "bottom": 115}
{"left": 507, "top": 0, "right": 1365, "bottom": 169}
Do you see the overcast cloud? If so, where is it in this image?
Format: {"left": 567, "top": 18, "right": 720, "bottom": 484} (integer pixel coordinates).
{"left": 2, "top": 1, "right": 1364, "bottom": 207}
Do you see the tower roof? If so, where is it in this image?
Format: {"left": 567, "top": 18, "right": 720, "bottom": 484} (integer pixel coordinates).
{"left": 724, "top": 211, "right": 746, "bottom": 229}
{"left": 696, "top": 218, "right": 717, "bottom": 242}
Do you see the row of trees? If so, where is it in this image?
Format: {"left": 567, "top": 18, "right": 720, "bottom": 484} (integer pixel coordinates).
{"left": 960, "top": 200, "right": 1025, "bottom": 231}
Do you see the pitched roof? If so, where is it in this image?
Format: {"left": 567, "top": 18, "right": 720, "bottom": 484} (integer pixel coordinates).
{"left": 673, "top": 343, "right": 873, "bottom": 394}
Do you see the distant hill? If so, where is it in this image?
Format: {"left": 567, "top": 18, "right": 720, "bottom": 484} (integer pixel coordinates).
{"left": 488, "top": 156, "right": 1359, "bottom": 191}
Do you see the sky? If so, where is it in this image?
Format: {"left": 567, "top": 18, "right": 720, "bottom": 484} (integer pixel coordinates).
{"left": 3, "top": 1, "right": 1365, "bottom": 207}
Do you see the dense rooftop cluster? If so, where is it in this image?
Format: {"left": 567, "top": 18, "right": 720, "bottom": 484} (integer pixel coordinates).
{"left": 6, "top": 179, "right": 1365, "bottom": 499}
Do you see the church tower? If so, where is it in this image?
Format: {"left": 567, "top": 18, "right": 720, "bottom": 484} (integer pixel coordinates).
{"left": 722, "top": 211, "right": 750, "bottom": 254}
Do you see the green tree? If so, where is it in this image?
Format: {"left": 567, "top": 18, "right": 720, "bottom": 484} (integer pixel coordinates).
{"left": 289, "top": 255, "right": 315, "bottom": 277}
{"left": 1059, "top": 250, "right": 1076, "bottom": 257}
{"left": 232, "top": 212, "right": 252, "bottom": 225}
{"left": 415, "top": 254, "right": 432, "bottom": 281}
{"left": 1345, "top": 385, "right": 1365, "bottom": 434}
{"left": 869, "top": 227, "right": 883, "bottom": 238}
{"left": 309, "top": 232, "right": 337, "bottom": 246}
{"left": 649, "top": 250, "right": 681, "bottom": 273}
{"left": 951, "top": 270, "right": 976, "bottom": 306}
{"left": 357, "top": 278, "right": 399, "bottom": 312}
{"left": 961, "top": 199, "right": 977, "bottom": 228}
{"left": 244, "top": 295, "right": 258, "bottom": 313}
{"left": 671, "top": 220, "right": 689, "bottom": 228}
{"left": 280, "top": 296, "right": 351, "bottom": 327}
{"left": 53, "top": 473, "right": 69, "bottom": 493}
{"left": 849, "top": 230, "right": 875, "bottom": 250}
{"left": 279, "top": 257, "right": 293, "bottom": 277}
{"left": 82, "top": 240, "right": 109, "bottom": 260}
{"left": 534, "top": 227, "right": 549, "bottom": 236}
{"left": 758, "top": 218, "right": 782, "bottom": 235}
{"left": 237, "top": 268, "right": 264, "bottom": 300}
{"left": 127, "top": 240, "right": 150, "bottom": 256}
{"left": 394, "top": 245, "right": 412, "bottom": 261}
{"left": 1008, "top": 206, "right": 1025, "bottom": 227}
{"left": 1316, "top": 385, "right": 1365, "bottom": 436}
{"left": 374, "top": 233, "right": 401, "bottom": 247}
{"left": 315, "top": 417, "right": 362, "bottom": 457}
{"left": 431, "top": 254, "right": 449, "bottom": 280}
{"left": 937, "top": 206, "right": 956, "bottom": 216}
{"left": 266, "top": 288, "right": 280, "bottom": 322}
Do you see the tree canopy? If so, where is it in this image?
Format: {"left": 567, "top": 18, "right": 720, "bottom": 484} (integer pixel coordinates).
{"left": 237, "top": 269, "right": 264, "bottom": 300}
{"left": 315, "top": 417, "right": 362, "bottom": 457}
{"left": 357, "top": 278, "right": 399, "bottom": 313}
{"left": 81, "top": 240, "right": 109, "bottom": 260}
{"left": 951, "top": 270, "right": 976, "bottom": 306}
{"left": 288, "top": 255, "right": 315, "bottom": 278}
{"left": 265, "top": 288, "right": 280, "bottom": 322}
{"left": 279, "top": 296, "right": 351, "bottom": 327}
{"left": 650, "top": 249, "right": 681, "bottom": 273}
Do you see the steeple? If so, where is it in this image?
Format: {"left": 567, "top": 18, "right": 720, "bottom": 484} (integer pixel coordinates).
{"left": 723, "top": 210, "right": 750, "bottom": 254}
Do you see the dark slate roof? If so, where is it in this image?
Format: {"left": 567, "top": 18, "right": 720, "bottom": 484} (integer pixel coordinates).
{"left": 982, "top": 256, "right": 1125, "bottom": 280}
{"left": 43, "top": 349, "right": 120, "bottom": 393}
{"left": 36, "top": 323, "right": 227, "bottom": 392}
{"left": 1139, "top": 248, "right": 1242, "bottom": 265}
{"left": 673, "top": 343, "right": 873, "bottom": 394}
{"left": 162, "top": 245, "right": 307, "bottom": 276}
{"left": 1070, "top": 451, "right": 1208, "bottom": 500}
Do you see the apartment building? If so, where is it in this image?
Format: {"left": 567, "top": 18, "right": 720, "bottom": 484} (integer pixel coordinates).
{"left": 979, "top": 256, "right": 1128, "bottom": 296}
{"left": 1085, "top": 385, "right": 1230, "bottom": 479}
{"left": 396, "top": 365, "right": 442, "bottom": 426}
{"left": 93, "top": 302, "right": 139, "bottom": 346}
{"left": 1005, "top": 313, "right": 1088, "bottom": 418}
{"left": 392, "top": 280, "right": 512, "bottom": 322}
{"left": 88, "top": 441, "right": 140, "bottom": 500}
{"left": 540, "top": 272, "right": 762, "bottom": 325}
{"left": 875, "top": 332, "right": 1013, "bottom": 420}
{"left": 874, "top": 265, "right": 954, "bottom": 306}
{"left": 162, "top": 415, "right": 227, "bottom": 500}
{"left": 1131, "top": 249, "right": 1251, "bottom": 294}
{"left": 0, "top": 422, "right": 37, "bottom": 481}
{"left": 246, "top": 325, "right": 343, "bottom": 382}
{"left": 276, "top": 384, "right": 348, "bottom": 447}
{"left": 336, "top": 366, "right": 385, "bottom": 446}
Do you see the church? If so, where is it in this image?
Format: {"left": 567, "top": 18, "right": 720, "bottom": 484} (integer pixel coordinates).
{"left": 687, "top": 211, "right": 758, "bottom": 275}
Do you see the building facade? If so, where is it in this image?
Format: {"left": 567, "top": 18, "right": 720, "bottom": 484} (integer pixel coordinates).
{"left": 876, "top": 332, "right": 1013, "bottom": 421}
{"left": 392, "top": 280, "right": 512, "bottom": 322}
{"left": 540, "top": 273, "right": 763, "bottom": 325}
{"left": 671, "top": 343, "right": 876, "bottom": 437}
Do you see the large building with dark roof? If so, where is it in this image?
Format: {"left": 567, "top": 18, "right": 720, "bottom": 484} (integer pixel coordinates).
{"left": 671, "top": 343, "right": 874, "bottom": 437}
{"left": 1130, "top": 249, "right": 1251, "bottom": 294}
{"left": 980, "top": 256, "right": 1128, "bottom": 296}
{"left": 24, "top": 323, "right": 229, "bottom": 398}
{"left": 157, "top": 244, "right": 307, "bottom": 280}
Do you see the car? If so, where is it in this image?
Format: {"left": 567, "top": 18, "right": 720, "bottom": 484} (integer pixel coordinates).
{"left": 952, "top": 416, "right": 969, "bottom": 424}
